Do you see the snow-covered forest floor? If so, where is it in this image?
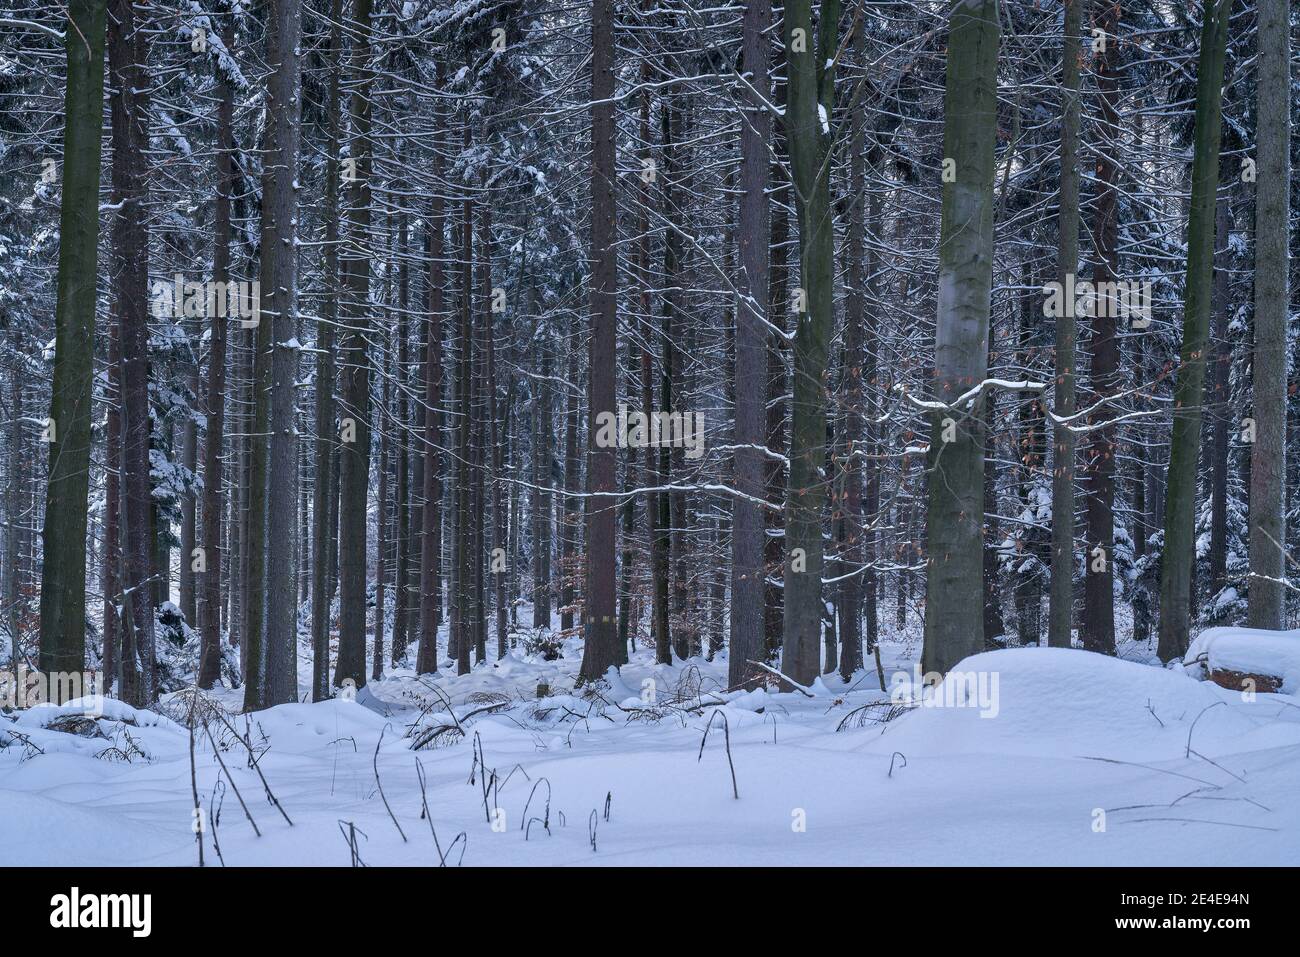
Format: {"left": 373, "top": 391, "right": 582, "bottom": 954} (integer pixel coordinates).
{"left": 5, "top": 614, "right": 1300, "bottom": 867}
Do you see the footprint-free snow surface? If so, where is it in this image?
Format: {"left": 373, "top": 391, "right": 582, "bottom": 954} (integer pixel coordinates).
{"left": 4, "top": 636, "right": 1299, "bottom": 866}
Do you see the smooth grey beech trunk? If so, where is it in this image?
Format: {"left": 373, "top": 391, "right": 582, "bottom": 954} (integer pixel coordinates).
{"left": 921, "top": 0, "right": 999, "bottom": 676}
{"left": 38, "top": 0, "right": 107, "bottom": 698}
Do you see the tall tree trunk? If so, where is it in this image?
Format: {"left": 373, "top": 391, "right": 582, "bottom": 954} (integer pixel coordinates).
{"left": 151, "top": 465, "right": 168, "bottom": 610}
{"left": 1158, "top": 0, "right": 1231, "bottom": 662}
{"left": 1082, "top": 0, "right": 1120, "bottom": 655}
{"left": 1131, "top": 399, "right": 1150, "bottom": 641}
{"left": 6, "top": 377, "right": 22, "bottom": 671}
{"left": 506, "top": 345, "right": 522, "bottom": 642}
{"left": 729, "top": 0, "right": 771, "bottom": 688}
{"left": 982, "top": 347, "right": 1003, "bottom": 647}
{"left": 375, "top": 338, "right": 390, "bottom": 680}
{"left": 407, "top": 373, "right": 425, "bottom": 660}
{"left": 102, "top": 313, "right": 120, "bottom": 685}
{"left": 1048, "top": 0, "right": 1084, "bottom": 650}
{"left": 392, "top": 213, "right": 412, "bottom": 669}
{"left": 920, "top": 0, "right": 999, "bottom": 676}
{"left": 617, "top": 335, "right": 637, "bottom": 663}
{"left": 493, "top": 308, "right": 511, "bottom": 662}
{"left": 1248, "top": 0, "right": 1290, "bottom": 629}
{"left": 299, "top": 443, "right": 310, "bottom": 605}
{"left": 462, "top": 196, "right": 487, "bottom": 668}
{"left": 560, "top": 350, "right": 579, "bottom": 638}
{"left": 1015, "top": 266, "right": 1046, "bottom": 644}
{"left": 780, "top": 0, "right": 840, "bottom": 687}
{"left": 764, "top": 183, "right": 788, "bottom": 662}
{"left": 646, "top": 94, "right": 672, "bottom": 665}
{"left": 661, "top": 101, "right": 685, "bottom": 662}
{"left": 417, "top": 168, "right": 446, "bottom": 674}
{"left": 837, "top": 13, "right": 866, "bottom": 680}
{"left": 241, "top": 151, "right": 274, "bottom": 705}
{"left": 531, "top": 327, "right": 552, "bottom": 631}
{"left": 1206, "top": 197, "right": 1231, "bottom": 600}
{"left": 335, "top": 0, "right": 375, "bottom": 691}
{"left": 108, "top": 0, "right": 155, "bottom": 706}
{"left": 328, "top": 440, "right": 341, "bottom": 621}
{"left": 453, "top": 165, "right": 475, "bottom": 676}
{"left": 38, "top": 0, "right": 109, "bottom": 698}
{"left": 230, "top": 343, "right": 250, "bottom": 664}
{"left": 310, "top": 0, "right": 343, "bottom": 700}
{"left": 179, "top": 412, "right": 197, "bottom": 624}
{"left": 198, "top": 50, "right": 235, "bottom": 690}
{"left": 478, "top": 189, "right": 508, "bottom": 661}
{"left": 643, "top": 342, "right": 670, "bottom": 662}
{"left": 260, "top": 0, "right": 305, "bottom": 707}
{"left": 863, "top": 188, "right": 881, "bottom": 655}
{"left": 472, "top": 187, "right": 488, "bottom": 667}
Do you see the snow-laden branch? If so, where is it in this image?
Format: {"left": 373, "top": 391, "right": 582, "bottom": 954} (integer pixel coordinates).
{"left": 0, "top": 18, "right": 64, "bottom": 41}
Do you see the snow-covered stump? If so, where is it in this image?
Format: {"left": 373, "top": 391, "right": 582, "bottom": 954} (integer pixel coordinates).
{"left": 1185, "top": 626, "right": 1300, "bottom": 696}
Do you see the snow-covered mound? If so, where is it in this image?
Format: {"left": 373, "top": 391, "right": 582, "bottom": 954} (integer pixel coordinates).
{"left": 11, "top": 697, "right": 179, "bottom": 732}
{"left": 5, "top": 639, "right": 1300, "bottom": 866}
{"left": 238, "top": 697, "right": 394, "bottom": 748}
{"left": 1184, "top": 626, "right": 1300, "bottom": 693}
{"left": 1, "top": 698, "right": 183, "bottom": 762}
{"left": 874, "top": 647, "right": 1300, "bottom": 761}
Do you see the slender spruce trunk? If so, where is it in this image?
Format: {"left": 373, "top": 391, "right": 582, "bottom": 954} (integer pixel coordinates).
{"left": 334, "top": 0, "right": 375, "bottom": 691}
{"left": 392, "top": 214, "right": 412, "bottom": 668}
{"left": 780, "top": 0, "right": 840, "bottom": 687}
{"left": 560, "top": 349, "right": 579, "bottom": 639}
{"left": 1206, "top": 197, "right": 1231, "bottom": 600}
{"left": 108, "top": 0, "right": 155, "bottom": 705}
{"left": 531, "top": 328, "right": 552, "bottom": 630}
{"left": 1247, "top": 0, "right": 1290, "bottom": 629}
{"left": 729, "top": 0, "right": 771, "bottom": 688}
{"left": 1158, "top": 0, "right": 1231, "bottom": 661}
{"left": 1082, "top": 0, "right": 1119, "bottom": 655}
{"left": 260, "top": 0, "right": 305, "bottom": 707}
{"left": 6, "top": 377, "right": 22, "bottom": 673}
{"left": 1048, "top": 0, "right": 1084, "bottom": 649}
{"left": 102, "top": 312, "right": 120, "bottom": 685}
{"left": 310, "top": 0, "right": 343, "bottom": 700}
{"left": 863, "top": 188, "right": 881, "bottom": 654}
{"left": 453, "top": 161, "right": 475, "bottom": 676}
{"left": 764, "top": 179, "right": 789, "bottom": 662}
{"left": 838, "top": 93, "right": 866, "bottom": 677}
{"left": 198, "top": 48, "right": 235, "bottom": 689}
{"left": 416, "top": 157, "right": 446, "bottom": 673}
{"left": 375, "top": 326, "right": 389, "bottom": 680}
